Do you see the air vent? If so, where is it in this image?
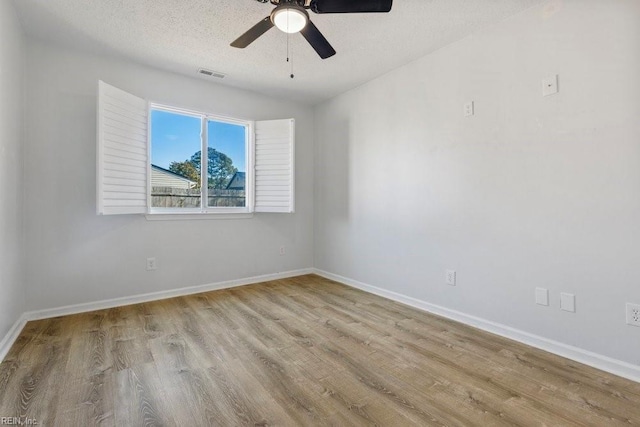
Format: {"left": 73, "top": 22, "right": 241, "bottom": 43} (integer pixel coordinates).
{"left": 198, "top": 68, "right": 225, "bottom": 79}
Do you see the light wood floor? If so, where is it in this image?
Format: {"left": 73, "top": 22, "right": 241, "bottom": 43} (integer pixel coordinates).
{"left": 1, "top": 275, "right": 639, "bottom": 426}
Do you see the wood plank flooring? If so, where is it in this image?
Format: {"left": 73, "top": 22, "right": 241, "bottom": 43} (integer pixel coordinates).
{"left": 1, "top": 274, "right": 639, "bottom": 426}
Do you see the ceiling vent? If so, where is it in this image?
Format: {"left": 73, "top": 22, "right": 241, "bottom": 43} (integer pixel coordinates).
{"left": 198, "top": 68, "right": 225, "bottom": 79}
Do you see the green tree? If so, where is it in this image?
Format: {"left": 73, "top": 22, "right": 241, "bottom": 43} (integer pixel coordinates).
{"left": 168, "top": 160, "right": 201, "bottom": 187}
{"left": 190, "top": 148, "right": 237, "bottom": 189}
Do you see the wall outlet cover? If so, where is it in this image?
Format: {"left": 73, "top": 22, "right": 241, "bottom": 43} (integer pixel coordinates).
{"left": 464, "top": 101, "right": 474, "bottom": 117}
{"left": 535, "top": 287, "right": 549, "bottom": 306}
{"left": 626, "top": 303, "right": 640, "bottom": 327}
{"left": 446, "top": 270, "right": 456, "bottom": 286}
{"left": 560, "top": 292, "right": 575, "bottom": 312}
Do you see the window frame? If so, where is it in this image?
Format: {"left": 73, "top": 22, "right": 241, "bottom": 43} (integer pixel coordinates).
{"left": 147, "top": 103, "right": 254, "bottom": 216}
{"left": 97, "top": 80, "right": 294, "bottom": 218}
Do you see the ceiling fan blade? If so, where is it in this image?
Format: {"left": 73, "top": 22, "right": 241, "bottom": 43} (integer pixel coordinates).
{"left": 310, "top": 0, "right": 393, "bottom": 14}
{"left": 230, "top": 16, "right": 274, "bottom": 48}
{"left": 300, "top": 20, "right": 336, "bottom": 59}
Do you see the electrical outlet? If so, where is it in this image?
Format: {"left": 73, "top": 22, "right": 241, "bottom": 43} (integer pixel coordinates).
{"left": 279, "top": 246, "right": 286, "bottom": 256}
{"left": 146, "top": 257, "right": 157, "bottom": 271}
{"left": 626, "top": 303, "right": 640, "bottom": 327}
{"left": 464, "top": 101, "right": 474, "bottom": 117}
{"left": 446, "top": 270, "right": 456, "bottom": 286}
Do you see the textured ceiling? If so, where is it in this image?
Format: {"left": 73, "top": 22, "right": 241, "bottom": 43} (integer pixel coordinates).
{"left": 13, "top": 0, "right": 546, "bottom": 105}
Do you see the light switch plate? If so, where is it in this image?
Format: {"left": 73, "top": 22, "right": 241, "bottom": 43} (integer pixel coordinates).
{"left": 535, "top": 287, "right": 549, "bottom": 306}
{"left": 542, "top": 75, "right": 559, "bottom": 96}
{"left": 560, "top": 292, "right": 575, "bottom": 312}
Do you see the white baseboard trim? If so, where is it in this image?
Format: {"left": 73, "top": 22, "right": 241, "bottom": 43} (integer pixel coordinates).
{"left": 25, "top": 268, "right": 315, "bottom": 321}
{"left": 313, "top": 269, "right": 640, "bottom": 384}
{"left": 0, "top": 314, "right": 28, "bottom": 362}
{"left": 0, "top": 268, "right": 313, "bottom": 363}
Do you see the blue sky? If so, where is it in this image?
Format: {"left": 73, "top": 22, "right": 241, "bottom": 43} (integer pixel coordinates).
{"left": 151, "top": 109, "right": 246, "bottom": 172}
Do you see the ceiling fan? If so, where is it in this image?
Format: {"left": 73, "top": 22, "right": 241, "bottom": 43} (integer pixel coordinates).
{"left": 231, "top": 0, "right": 393, "bottom": 59}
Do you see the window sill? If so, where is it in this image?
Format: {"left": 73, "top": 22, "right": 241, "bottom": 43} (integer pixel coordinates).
{"left": 145, "top": 212, "right": 254, "bottom": 221}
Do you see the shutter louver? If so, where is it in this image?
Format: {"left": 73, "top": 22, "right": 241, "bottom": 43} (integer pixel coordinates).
{"left": 254, "top": 119, "right": 295, "bottom": 213}
{"left": 97, "top": 81, "right": 148, "bottom": 215}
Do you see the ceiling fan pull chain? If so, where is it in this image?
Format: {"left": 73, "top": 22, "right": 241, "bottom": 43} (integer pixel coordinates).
{"left": 290, "top": 35, "right": 295, "bottom": 79}
{"left": 286, "top": 6, "right": 289, "bottom": 62}
{"left": 286, "top": 17, "right": 294, "bottom": 79}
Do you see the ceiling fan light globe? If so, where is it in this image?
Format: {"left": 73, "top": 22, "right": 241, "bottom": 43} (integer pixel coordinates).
{"left": 273, "top": 8, "right": 307, "bottom": 34}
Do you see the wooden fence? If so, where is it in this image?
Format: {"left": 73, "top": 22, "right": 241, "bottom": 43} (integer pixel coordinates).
{"left": 151, "top": 187, "right": 245, "bottom": 208}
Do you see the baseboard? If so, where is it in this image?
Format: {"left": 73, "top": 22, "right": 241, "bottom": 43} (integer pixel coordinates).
{"left": 0, "top": 268, "right": 313, "bottom": 363}
{"left": 25, "top": 268, "right": 314, "bottom": 322}
{"left": 313, "top": 269, "right": 640, "bottom": 384}
{"left": 0, "top": 314, "right": 28, "bottom": 362}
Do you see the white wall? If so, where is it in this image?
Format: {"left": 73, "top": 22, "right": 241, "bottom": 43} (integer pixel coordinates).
{"left": 24, "top": 41, "right": 314, "bottom": 311}
{"left": 0, "top": 1, "right": 25, "bottom": 341}
{"left": 314, "top": 0, "right": 640, "bottom": 365}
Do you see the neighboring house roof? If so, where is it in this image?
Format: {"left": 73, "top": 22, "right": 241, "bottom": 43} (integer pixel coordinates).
{"left": 226, "top": 171, "right": 245, "bottom": 190}
{"left": 151, "top": 164, "right": 197, "bottom": 189}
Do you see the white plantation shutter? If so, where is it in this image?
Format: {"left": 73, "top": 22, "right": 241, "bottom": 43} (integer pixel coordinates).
{"left": 254, "top": 119, "right": 295, "bottom": 213}
{"left": 97, "top": 81, "right": 148, "bottom": 215}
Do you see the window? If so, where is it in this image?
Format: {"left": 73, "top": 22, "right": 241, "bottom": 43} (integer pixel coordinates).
{"left": 149, "top": 107, "right": 250, "bottom": 212}
{"left": 150, "top": 109, "right": 203, "bottom": 209}
{"left": 97, "top": 81, "right": 294, "bottom": 217}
